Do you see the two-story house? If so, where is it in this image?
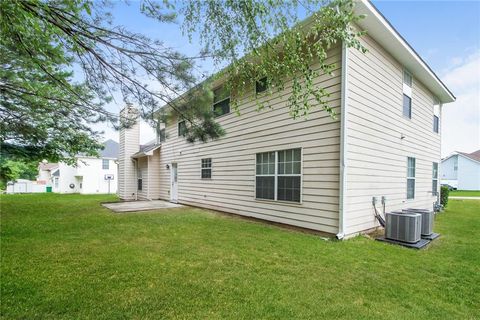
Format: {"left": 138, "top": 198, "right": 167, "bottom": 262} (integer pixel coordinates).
{"left": 38, "top": 139, "right": 119, "bottom": 194}
{"left": 117, "top": 0, "right": 455, "bottom": 238}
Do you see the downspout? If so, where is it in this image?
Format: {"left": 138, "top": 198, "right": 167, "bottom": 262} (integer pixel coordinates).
{"left": 337, "top": 41, "right": 349, "bottom": 240}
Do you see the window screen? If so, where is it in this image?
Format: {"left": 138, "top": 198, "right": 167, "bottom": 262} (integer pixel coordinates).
{"left": 407, "top": 157, "right": 416, "bottom": 199}
{"left": 201, "top": 158, "right": 212, "bottom": 179}
{"left": 255, "top": 149, "right": 301, "bottom": 203}
{"left": 432, "top": 162, "right": 438, "bottom": 195}
{"left": 102, "top": 159, "right": 109, "bottom": 170}
{"left": 213, "top": 86, "right": 230, "bottom": 117}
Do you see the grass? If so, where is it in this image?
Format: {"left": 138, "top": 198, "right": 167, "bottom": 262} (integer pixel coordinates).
{"left": 1, "top": 194, "right": 479, "bottom": 319}
{"left": 449, "top": 190, "right": 480, "bottom": 197}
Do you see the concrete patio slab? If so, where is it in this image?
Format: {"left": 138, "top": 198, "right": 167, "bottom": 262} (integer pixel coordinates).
{"left": 102, "top": 200, "right": 183, "bottom": 213}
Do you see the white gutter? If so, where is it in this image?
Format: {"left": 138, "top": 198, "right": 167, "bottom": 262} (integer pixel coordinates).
{"left": 337, "top": 41, "right": 349, "bottom": 240}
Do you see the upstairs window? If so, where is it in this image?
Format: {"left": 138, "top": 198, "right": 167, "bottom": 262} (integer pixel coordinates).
{"left": 201, "top": 158, "right": 212, "bottom": 179}
{"left": 433, "top": 99, "right": 440, "bottom": 133}
{"left": 102, "top": 159, "right": 109, "bottom": 170}
{"left": 178, "top": 120, "right": 187, "bottom": 137}
{"left": 432, "top": 162, "right": 438, "bottom": 195}
{"left": 403, "top": 69, "right": 412, "bottom": 119}
{"left": 256, "top": 77, "right": 268, "bottom": 94}
{"left": 256, "top": 148, "right": 302, "bottom": 203}
{"left": 407, "top": 157, "right": 416, "bottom": 199}
{"left": 157, "top": 128, "right": 166, "bottom": 143}
{"left": 433, "top": 116, "right": 439, "bottom": 133}
{"left": 213, "top": 86, "right": 230, "bottom": 117}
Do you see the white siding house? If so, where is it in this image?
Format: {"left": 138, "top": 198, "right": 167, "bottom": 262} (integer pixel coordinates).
{"left": 118, "top": 0, "right": 455, "bottom": 238}
{"left": 38, "top": 140, "right": 119, "bottom": 194}
{"left": 441, "top": 150, "right": 480, "bottom": 190}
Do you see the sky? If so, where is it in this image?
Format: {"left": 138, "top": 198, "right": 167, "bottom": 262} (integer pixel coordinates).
{"left": 98, "top": 1, "right": 480, "bottom": 157}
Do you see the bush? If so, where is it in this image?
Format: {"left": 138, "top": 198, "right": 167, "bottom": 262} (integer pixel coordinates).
{"left": 440, "top": 185, "right": 450, "bottom": 208}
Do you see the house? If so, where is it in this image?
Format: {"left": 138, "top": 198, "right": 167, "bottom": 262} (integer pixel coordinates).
{"left": 38, "top": 139, "right": 119, "bottom": 194}
{"left": 118, "top": 0, "right": 455, "bottom": 238}
{"left": 441, "top": 150, "right": 480, "bottom": 190}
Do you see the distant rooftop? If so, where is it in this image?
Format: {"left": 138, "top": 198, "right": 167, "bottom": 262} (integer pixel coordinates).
{"left": 100, "top": 139, "right": 119, "bottom": 159}
{"left": 458, "top": 149, "right": 480, "bottom": 163}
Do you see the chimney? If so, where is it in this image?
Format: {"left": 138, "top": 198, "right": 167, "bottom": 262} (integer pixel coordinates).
{"left": 118, "top": 104, "right": 140, "bottom": 200}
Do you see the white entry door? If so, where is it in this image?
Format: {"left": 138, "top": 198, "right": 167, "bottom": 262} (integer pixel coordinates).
{"left": 170, "top": 163, "right": 178, "bottom": 203}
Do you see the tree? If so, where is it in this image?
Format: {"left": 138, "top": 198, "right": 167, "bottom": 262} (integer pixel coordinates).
{"left": 1, "top": 0, "right": 365, "bottom": 161}
{"left": 0, "top": 158, "right": 38, "bottom": 190}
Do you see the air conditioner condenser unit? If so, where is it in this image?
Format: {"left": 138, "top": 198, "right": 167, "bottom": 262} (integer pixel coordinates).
{"left": 385, "top": 211, "right": 421, "bottom": 243}
{"left": 403, "top": 209, "right": 434, "bottom": 236}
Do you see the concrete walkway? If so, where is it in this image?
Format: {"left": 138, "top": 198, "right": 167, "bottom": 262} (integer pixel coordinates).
{"left": 102, "top": 200, "right": 183, "bottom": 213}
{"left": 449, "top": 196, "right": 480, "bottom": 200}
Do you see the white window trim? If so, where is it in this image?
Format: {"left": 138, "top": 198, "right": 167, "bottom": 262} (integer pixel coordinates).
{"left": 406, "top": 156, "right": 416, "bottom": 200}
{"left": 254, "top": 148, "right": 303, "bottom": 204}
{"left": 212, "top": 86, "right": 231, "bottom": 118}
{"left": 178, "top": 120, "right": 186, "bottom": 137}
{"left": 402, "top": 69, "right": 413, "bottom": 119}
{"left": 102, "top": 159, "right": 109, "bottom": 170}
{"left": 201, "top": 158, "right": 212, "bottom": 179}
{"left": 432, "top": 162, "right": 439, "bottom": 196}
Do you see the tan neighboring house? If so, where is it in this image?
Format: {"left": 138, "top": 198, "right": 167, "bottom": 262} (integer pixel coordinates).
{"left": 118, "top": 0, "right": 455, "bottom": 238}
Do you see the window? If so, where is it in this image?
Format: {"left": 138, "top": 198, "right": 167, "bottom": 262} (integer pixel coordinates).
{"left": 256, "top": 148, "right": 301, "bottom": 203}
{"left": 256, "top": 77, "right": 268, "bottom": 94}
{"left": 213, "top": 86, "right": 230, "bottom": 117}
{"left": 454, "top": 157, "right": 458, "bottom": 171}
{"left": 102, "top": 159, "right": 109, "bottom": 170}
{"left": 157, "top": 128, "right": 166, "bottom": 143}
{"left": 178, "top": 120, "right": 187, "bottom": 137}
{"left": 403, "top": 94, "right": 412, "bottom": 118}
{"left": 137, "top": 168, "right": 143, "bottom": 191}
{"left": 407, "top": 157, "right": 416, "bottom": 199}
{"left": 201, "top": 158, "right": 212, "bottom": 179}
{"left": 433, "top": 115, "right": 439, "bottom": 133}
{"left": 433, "top": 98, "right": 440, "bottom": 133}
{"left": 403, "top": 70, "right": 412, "bottom": 87}
{"left": 403, "top": 69, "right": 412, "bottom": 119}
{"left": 432, "top": 162, "right": 438, "bottom": 195}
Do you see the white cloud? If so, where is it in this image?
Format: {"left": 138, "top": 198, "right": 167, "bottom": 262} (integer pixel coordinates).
{"left": 441, "top": 51, "right": 480, "bottom": 157}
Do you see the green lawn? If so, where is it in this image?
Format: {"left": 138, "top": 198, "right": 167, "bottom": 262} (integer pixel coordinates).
{"left": 1, "top": 194, "right": 479, "bottom": 319}
{"left": 449, "top": 190, "right": 480, "bottom": 197}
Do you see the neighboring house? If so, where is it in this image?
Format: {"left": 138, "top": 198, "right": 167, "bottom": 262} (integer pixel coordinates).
{"left": 441, "top": 150, "right": 480, "bottom": 190}
{"left": 118, "top": 0, "right": 455, "bottom": 238}
{"left": 38, "top": 139, "right": 119, "bottom": 194}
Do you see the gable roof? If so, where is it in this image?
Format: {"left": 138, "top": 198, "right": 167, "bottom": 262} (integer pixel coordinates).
{"left": 354, "top": 1, "right": 455, "bottom": 103}
{"left": 38, "top": 162, "right": 59, "bottom": 171}
{"left": 100, "top": 139, "right": 119, "bottom": 158}
{"left": 458, "top": 150, "right": 480, "bottom": 163}
{"left": 442, "top": 150, "right": 480, "bottom": 165}
{"left": 132, "top": 140, "right": 161, "bottom": 158}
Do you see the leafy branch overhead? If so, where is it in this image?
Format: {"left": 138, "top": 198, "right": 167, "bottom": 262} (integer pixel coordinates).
{"left": 182, "top": 0, "right": 366, "bottom": 121}
{"left": 0, "top": 0, "right": 366, "bottom": 162}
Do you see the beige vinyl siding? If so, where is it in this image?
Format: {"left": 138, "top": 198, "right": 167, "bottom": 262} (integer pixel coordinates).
{"left": 155, "top": 46, "right": 342, "bottom": 234}
{"left": 118, "top": 108, "right": 140, "bottom": 200}
{"left": 344, "top": 30, "right": 441, "bottom": 235}
{"left": 147, "top": 149, "right": 162, "bottom": 199}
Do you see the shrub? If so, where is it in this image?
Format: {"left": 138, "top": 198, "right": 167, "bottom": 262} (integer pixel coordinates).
{"left": 440, "top": 185, "right": 449, "bottom": 208}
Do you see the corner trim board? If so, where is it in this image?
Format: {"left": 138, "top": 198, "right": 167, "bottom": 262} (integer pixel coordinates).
{"left": 338, "top": 41, "right": 349, "bottom": 239}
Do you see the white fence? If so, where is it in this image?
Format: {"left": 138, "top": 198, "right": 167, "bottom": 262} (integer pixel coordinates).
{"left": 6, "top": 180, "right": 47, "bottom": 194}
